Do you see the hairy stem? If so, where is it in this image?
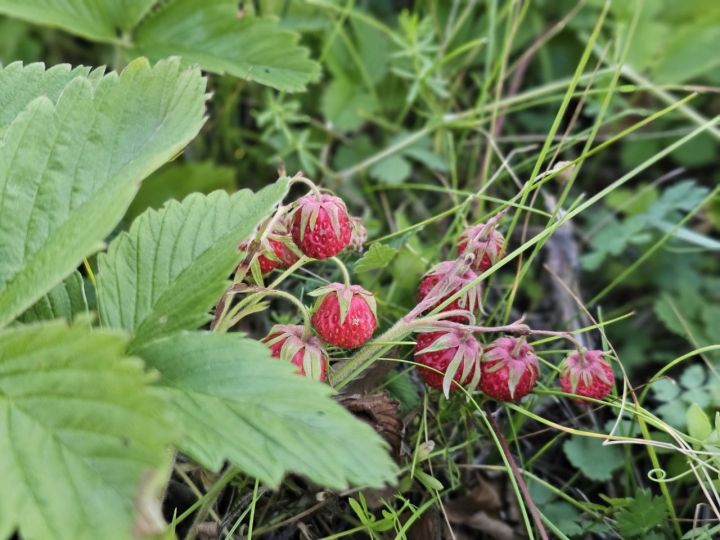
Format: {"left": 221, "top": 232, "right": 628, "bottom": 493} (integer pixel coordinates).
{"left": 330, "top": 256, "right": 352, "bottom": 286}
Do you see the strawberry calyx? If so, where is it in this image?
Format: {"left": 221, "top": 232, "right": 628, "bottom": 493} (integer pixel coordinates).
{"left": 483, "top": 336, "right": 538, "bottom": 400}
{"left": 308, "top": 283, "right": 377, "bottom": 326}
{"left": 262, "top": 324, "right": 328, "bottom": 382}
{"left": 560, "top": 349, "right": 613, "bottom": 394}
{"left": 457, "top": 222, "right": 505, "bottom": 271}
{"left": 418, "top": 259, "right": 483, "bottom": 316}
{"left": 414, "top": 328, "right": 482, "bottom": 396}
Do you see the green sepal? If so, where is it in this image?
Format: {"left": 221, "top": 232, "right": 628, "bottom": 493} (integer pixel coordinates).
{"left": 337, "top": 286, "right": 353, "bottom": 325}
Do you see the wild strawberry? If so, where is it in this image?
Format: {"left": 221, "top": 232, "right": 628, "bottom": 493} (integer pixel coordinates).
{"left": 417, "top": 260, "right": 483, "bottom": 323}
{"left": 457, "top": 223, "right": 505, "bottom": 272}
{"left": 291, "top": 193, "right": 352, "bottom": 259}
{"left": 480, "top": 336, "right": 538, "bottom": 401}
{"left": 256, "top": 243, "right": 281, "bottom": 274}
{"left": 414, "top": 330, "right": 481, "bottom": 395}
{"left": 559, "top": 349, "right": 614, "bottom": 403}
{"left": 240, "top": 219, "right": 300, "bottom": 275}
{"left": 262, "top": 324, "right": 327, "bottom": 382}
{"left": 310, "top": 283, "right": 377, "bottom": 349}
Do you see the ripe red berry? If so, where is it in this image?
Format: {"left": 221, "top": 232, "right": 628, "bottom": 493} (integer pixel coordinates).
{"left": 291, "top": 193, "right": 352, "bottom": 259}
{"left": 256, "top": 238, "right": 284, "bottom": 274}
{"left": 559, "top": 349, "right": 614, "bottom": 403}
{"left": 457, "top": 223, "right": 505, "bottom": 272}
{"left": 417, "top": 260, "right": 483, "bottom": 323}
{"left": 262, "top": 324, "right": 328, "bottom": 382}
{"left": 414, "top": 330, "right": 481, "bottom": 394}
{"left": 241, "top": 218, "right": 301, "bottom": 275}
{"left": 480, "top": 336, "right": 539, "bottom": 401}
{"left": 310, "top": 283, "right": 377, "bottom": 349}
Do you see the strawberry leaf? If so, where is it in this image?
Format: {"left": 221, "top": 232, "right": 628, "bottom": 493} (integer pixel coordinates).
{"left": 97, "top": 181, "right": 288, "bottom": 348}
{"left": 0, "top": 0, "right": 156, "bottom": 42}
{"left": 0, "top": 58, "right": 207, "bottom": 329}
{"left": 0, "top": 320, "right": 175, "bottom": 540}
{"left": 354, "top": 243, "right": 398, "bottom": 273}
{"left": 136, "top": 331, "right": 397, "bottom": 489}
{"left": 563, "top": 435, "right": 624, "bottom": 481}
{"left": 132, "top": 0, "right": 321, "bottom": 92}
{"left": 18, "top": 271, "right": 89, "bottom": 323}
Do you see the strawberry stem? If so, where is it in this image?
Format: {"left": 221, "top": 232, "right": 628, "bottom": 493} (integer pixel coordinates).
{"left": 330, "top": 256, "right": 352, "bottom": 287}
{"left": 246, "top": 288, "right": 313, "bottom": 339}
{"left": 289, "top": 172, "right": 322, "bottom": 198}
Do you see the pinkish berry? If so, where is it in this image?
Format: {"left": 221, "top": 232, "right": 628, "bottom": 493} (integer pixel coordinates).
{"left": 291, "top": 193, "right": 352, "bottom": 259}
{"left": 262, "top": 325, "right": 328, "bottom": 382}
{"left": 480, "top": 336, "right": 538, "bottom": 401}
{"left": 417, "top": 260, "right": 482, "bottom": 323}
{"left": 559, "top": 349, "right": 614, "bottom": 404}
{"left": 414, "top": 330, "right": 481, "bottom": 394}
{"left": 457, "top": 223, "right": 505, "bottom": 272}
{"left": 347, "top": 216, "right": 368, "bottom": 253}
{"left": 310, "top": 283, "right": 377, "bottom": 349}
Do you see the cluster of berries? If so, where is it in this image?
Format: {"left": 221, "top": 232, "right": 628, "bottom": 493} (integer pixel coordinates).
{"left": 240, "top": 192, "right": 377, "bottom": 382}
{"left": 242, "top": 184, "right": 614, "bottom": 405}
{"left": 412, "top": 221, "right": 614, "bottom": 403}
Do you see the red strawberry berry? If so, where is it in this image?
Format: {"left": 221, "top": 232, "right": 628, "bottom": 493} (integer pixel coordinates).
{"left": 291, "top": 193, "right": 352, "bottom": 259}
{"left": 414, "top": 330, "right": 481, "bottom": 394}
{"left": 480, "top": 336, "right": 538, "bottom": 401}
{"left": 256, "top": 238, "right": 284, "bottom": 274}
{"left": 262, "top": 324, "right": 328, "bottom": 382}
{"left": 457, "top": 223, "right": 505, "bottom": 272}
{"left": 241, "top": 218, "right": 301, "bottom": 275}
{"left": 417, "top": 260, "right": 483, "bottom": 323}
{"left": 310, "top": 283, "right": 377, "bottom": 349}
{"left": 559, "top": 349, "right": 614, "bottom": 403}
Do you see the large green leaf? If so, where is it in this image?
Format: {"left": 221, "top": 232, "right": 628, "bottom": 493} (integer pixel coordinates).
{"left": 0, "top": 320, "right": 175, "bottom": 540}
{"left": 137, "top": 332, "right": 397, "bottom": 489}
{"left": 133, "top": 0, "right": 320, "bottom": 91}
{"left": 0, "top": 0, "right": 157, "bottom": 42}
{"left": 97, "top": 181, "right": 288, "bottom": 347}
{"left": 0, "top": 58, "right": 207, "bottom": 328}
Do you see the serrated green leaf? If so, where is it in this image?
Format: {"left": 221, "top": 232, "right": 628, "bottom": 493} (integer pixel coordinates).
{"left": 615, "top": 490, "right": 668, "bottom": 537}
{"left": 125, "top": 161, "right": 236, "bottom": 223}
{"left": 98, "top": 182, "right": 287, "bottom": 347}
{"left": 136, "top": 332, "right": 397, "bottom": 489}
{"left": 0, "top": 320, "right": 175, "bottom": 540}
{"left": 0, "top": 58, "right": 207, "bottom": 329}
{"left": 18, "top": 271, "right": 88, "bottom": 323}
{"left": 0, "top": 0, "right": 157, "bottom": 42}
{"left": 133, "top": 0, "right": 320, "bottom": 92}
{"left": 0, "top": 62, "right": 102, "bottom": 134}
{"left": 563, "top": 436, "right": 624, "bottom": 481}
{"left": 355, "top": 243, "right": 399, "bottom": 273}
